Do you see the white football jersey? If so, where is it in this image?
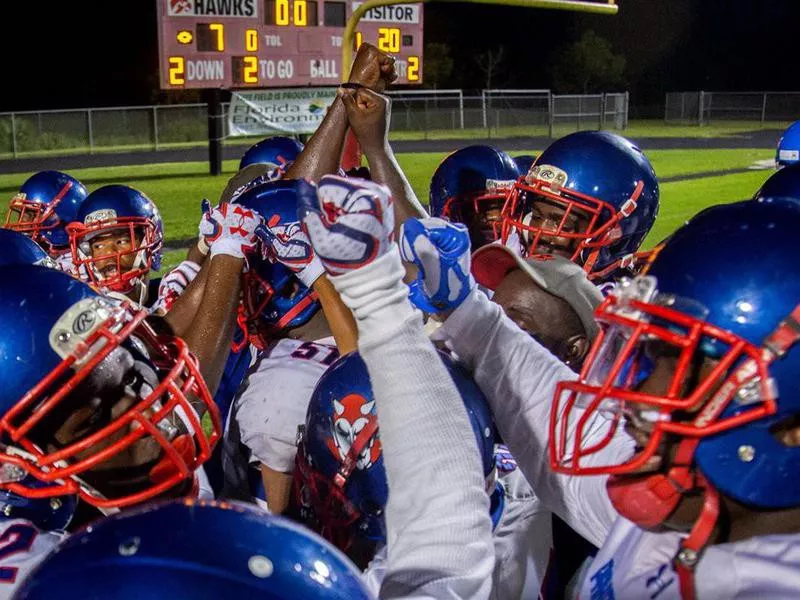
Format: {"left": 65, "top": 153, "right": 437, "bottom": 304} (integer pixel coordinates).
{"left": 492, "top": 460, "right": 552, "bottom": 600}
{"left": 222, "top": 337, "right": 338, "bottom": 502}
{"left": 0, "top": 519, "right": 64, "bottom": 599}
{"left": 577, "top": 517, "right": 800, "bottom": 600}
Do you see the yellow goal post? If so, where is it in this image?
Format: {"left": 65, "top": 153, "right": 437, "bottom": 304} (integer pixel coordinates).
{"left": 342, "top": 0, "right": 618, "bottom": 80}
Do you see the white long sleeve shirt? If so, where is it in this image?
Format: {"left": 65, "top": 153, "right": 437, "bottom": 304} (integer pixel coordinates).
{"left": 333, "top": 248, "right": 495, "bottom": 600}
{"left": 439, "top": 288, "right": 800, "bottom": 599}
{"left": 438, "top": 287, "right": 630, "bottom": 548}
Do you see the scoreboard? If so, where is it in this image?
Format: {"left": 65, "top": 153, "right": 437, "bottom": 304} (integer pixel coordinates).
{"left": 156, "top": 0, "right": 424, "bottom": 89}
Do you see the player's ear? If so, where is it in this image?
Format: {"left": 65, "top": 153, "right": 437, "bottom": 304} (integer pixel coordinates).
{"left": 773, "top": 416, "right": 800, "bottom": 448}
{"left": 562, "top": 334, "right": 590, "bottom": 372}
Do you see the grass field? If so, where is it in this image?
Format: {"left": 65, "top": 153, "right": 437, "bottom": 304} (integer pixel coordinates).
{"left": 0, "top": 147, "right": 775, "bottom": 272}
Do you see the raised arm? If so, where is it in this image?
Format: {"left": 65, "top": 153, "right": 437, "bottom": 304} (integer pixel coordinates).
{"left": 170, "top": 201, "right": 263, "bottom": 396}
{"left": 400, "top": 217, "right": 633, "bottom": 548}
{"left": 341, "top": 87, "right": 428, "bottom": 237}
{"left": 299, "top": 176, "right": 494, "bottom": 600}
{"left": 284, "top": 44, "right": 397, "bottom": 182}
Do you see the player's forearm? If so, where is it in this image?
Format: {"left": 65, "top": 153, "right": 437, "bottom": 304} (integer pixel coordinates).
{"left": 180, "top": 255, "right": 242, "bottom": 397}
{"left": 312, "top": 274, "right": 358, "bottom": 355}
{"left": 284, "top": 98, "right": 348, "bottom": 181}
{"left": 440, "top": 288, "right": 625, "bottom": 547}
{"left": 362, "top": 141, "right": 428, "bottom": 235}
{"left": 163, "top": 261, "right": 210, "bottom": 337}
{"left": 331, "top": 248, "right": 494, "bottom": 600}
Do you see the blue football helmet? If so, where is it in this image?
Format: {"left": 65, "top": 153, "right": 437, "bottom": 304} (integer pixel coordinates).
{"left": 293, "top": 350, "right": 496, "bottom": 562}
{"left": 501, "top": 131, "right": 659, "bottom": 281}
{"left": 776, "top": 120, "right": 800, "bottom": 169}
{"left": 15, "top": 498, "right": 373, "bottom": 600}
{"left": 233, "top": 179, "right": 321, "bottom": 349}
{"left": 0, "top": 228, "right": 56, "bottom": 268}
{"left": 4, "top": 171, "right": 88, "bottom": 255}
{"left": 68, "top": 185, "right": 164, "bottom": 294}
{"left": 429, "top": 145, "right": 520, "bottom": 249}
{"left": 0, "top": 265, "right": 220, "bottom": 511}
{"left": 239, "top": 136, "right": 304, "bottom": 174}
{"left": 550, "top": 200, "right": 800, "bottom": 524}
{"left": 753, "top": 163, "right": 800, "bottom": 205}
{"left": 513, "top": 154, "right": 537, "bottom": 176}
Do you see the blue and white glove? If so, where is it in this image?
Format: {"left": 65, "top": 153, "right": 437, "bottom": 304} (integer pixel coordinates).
{"left": 255, "top": 220, "right": 325, "bottom": 288}
{"left": 297, "top": 175, "right": 395, "bottom": 276}
{"left": 399, "top": 217, "right": 475, "bottom": 313}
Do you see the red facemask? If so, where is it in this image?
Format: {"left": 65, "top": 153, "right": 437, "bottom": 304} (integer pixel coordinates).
{"left": 68, "top": 218, "right": 161, "bottom": 293}
{"left": 5, "top": 182, "right": 74, "bottom": 251}
{"left": 0, "top": 299, "right": 221, "bottom": 509}
{"left": 501, "top": 167, "right": 643, "bottom": 275}
{"left": 442, "top": 180, "right": 515, "bottom": 243}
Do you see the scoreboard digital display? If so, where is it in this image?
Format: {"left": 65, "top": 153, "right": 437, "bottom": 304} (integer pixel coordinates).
{"left": 156, "top": 0, "right": 424, "bottom": 89}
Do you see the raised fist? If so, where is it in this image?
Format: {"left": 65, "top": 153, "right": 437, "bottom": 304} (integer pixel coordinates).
{"left": 297, "top": 176, "right": 394, "bottom": 276}
{"left": 348, "top": 42, "right": 398, "bottom": 93}
{"left": 340, "top": 87, "right": 390, "bottom": 151}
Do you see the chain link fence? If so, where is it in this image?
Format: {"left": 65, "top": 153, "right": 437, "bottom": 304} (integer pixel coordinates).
{"left": 385, "top": 89, "right": 629, "bottom": 139}
{"left": 0, "top": 104, "right": 212, "bottom": 158}
{"left": 665, "top": 91, "right": 800, "bottom": 125}
{"left": 0, "top": 90, "right": 630, "bottom": 159}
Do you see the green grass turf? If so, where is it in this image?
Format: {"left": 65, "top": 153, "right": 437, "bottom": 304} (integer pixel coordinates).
{"left": 0, "top": 149, "right": 776, "bottom": 272}
{"left": 643, "top": 170, "right": 772, "bottom": 249}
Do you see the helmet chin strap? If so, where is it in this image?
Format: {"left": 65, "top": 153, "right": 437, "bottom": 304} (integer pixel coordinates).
{"left": 606, "top": 438, "right": 699, "bottom": 530}
{"left": 606, "top": 438, "right": 720, "bottom": 600}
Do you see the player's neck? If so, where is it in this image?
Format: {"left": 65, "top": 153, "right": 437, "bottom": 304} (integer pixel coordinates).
{"left": 726, "top": 497, "right": 800, "bottom": 543}
{"left": 286, "top": 310, "right": 331, "bottom": 343}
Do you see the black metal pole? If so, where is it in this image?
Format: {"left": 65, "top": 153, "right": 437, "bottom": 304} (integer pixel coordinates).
{"left": 207, "top": 89, "right": 223, "bottom": 175}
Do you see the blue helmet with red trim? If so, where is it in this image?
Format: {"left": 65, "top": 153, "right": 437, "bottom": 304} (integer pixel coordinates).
{"left": 776, "top": 120, "right": 800, "bottom": 169}
{"left": 239, "top": 136, "right": 304, "bottom": 174}
{"left": 68, "top": 185, "right": 163, "bottom": 294}
{"left": 0, "top": 228, "right": 55, "bottom": 268}
{"left": 293, "top": 350, "right": 496, "bottom": 563}
{"left": 0, "top": 264, "right": 220, "bottom": 511}
{"left": 501, "top": 131, "right": 659, "bottom": 280}
{"left": 4, "top": 171, "right": 88, "bottom": 255}
{"left": 15, "top": 499, "right": 372, "bottom": 600}
{"left": 429, "top": 145, "right": 520, "bottom": 249}
{"left": 233, "top": 179, "right": 320, "bottom": 349}
{"left": 651, "top": 200, "right": 800, "bottom": 509}
{"left": 549, "top": 200, "right": 800, "bottom": 525}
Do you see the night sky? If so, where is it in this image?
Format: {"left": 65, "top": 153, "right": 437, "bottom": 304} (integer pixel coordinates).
{"left": 1, "top": 0, "right": 798, "bottom": 113}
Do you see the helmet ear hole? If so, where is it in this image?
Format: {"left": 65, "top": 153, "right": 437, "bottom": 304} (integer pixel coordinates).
{"left": 79, "top": 241, "right": 91, "bottom": 256}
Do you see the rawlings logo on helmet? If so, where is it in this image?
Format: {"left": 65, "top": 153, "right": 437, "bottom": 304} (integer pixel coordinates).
{"left": 84, "top": 209, "right": 117, "bottom": 225}
{"left": 328, "top": 394, "right": 381, "bottom": 471}
{"left": 527, "top": 164, "right": 569, "bottom": 190}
